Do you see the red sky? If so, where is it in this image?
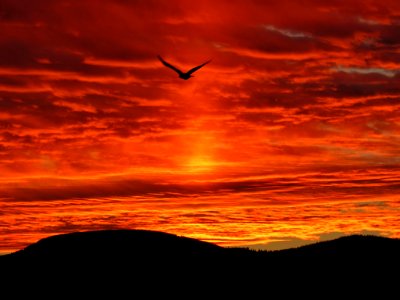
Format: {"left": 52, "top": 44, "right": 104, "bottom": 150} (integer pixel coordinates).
{"left": 1, "top": 0, "right": 400, "bottom": 253}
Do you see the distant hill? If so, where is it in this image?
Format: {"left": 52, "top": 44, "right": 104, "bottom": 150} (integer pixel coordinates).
{"left": 7, "top": 229, "right": 225, "bottom": 260}
{"left": 270, "top": 234, "right": 400, "bottom": 259}
{"left": 1, "top": 230, "right": 399, "bottom": 289}
{"left": 2, "top": 230, "right": 399, "bottom": 263}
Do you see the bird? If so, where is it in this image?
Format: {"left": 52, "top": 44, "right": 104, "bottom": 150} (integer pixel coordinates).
{"left": 157, "top": 55, "right": 211, "bottom": 80}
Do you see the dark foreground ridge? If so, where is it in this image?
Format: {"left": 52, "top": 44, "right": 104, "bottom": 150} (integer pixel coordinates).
{"left": 1, "top": 230, "right": 399, "bottom": 291}
{"left": 7, "top": 229, "right": 225, "bottom": 260}
{"left": 2, "top": 229, "right": 400, "bottom": 265}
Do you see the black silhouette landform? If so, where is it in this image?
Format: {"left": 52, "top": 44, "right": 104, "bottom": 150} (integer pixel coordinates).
{"left": 2, "top": 230, "right": 399, "bottom": 265}
{"left": 158, "top": 55, "right": 211, "bottom": 80}
{"left": 1, "top": 230, "right": 399, "bottom": 291}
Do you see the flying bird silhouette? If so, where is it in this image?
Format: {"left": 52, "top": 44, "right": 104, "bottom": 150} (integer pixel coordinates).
{"left": 157, "top": 55, "right": 211, "bottom": 80}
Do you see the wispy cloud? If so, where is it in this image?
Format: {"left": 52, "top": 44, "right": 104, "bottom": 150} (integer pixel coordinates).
{"left": 264, "top": 25, "right": 312, "bottom": 38}
{"left": 334, "top": 65, "right": 398, "bottom": 77}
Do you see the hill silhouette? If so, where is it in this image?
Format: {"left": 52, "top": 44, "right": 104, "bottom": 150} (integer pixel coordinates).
{"left": 1, "top": 230, "right": 399, "bottom": 292}
{"left": 7, "top": 229, "right": 225, "bottom": 260}
{"left": 2, "top": 230, "right": 400, "bottom": 264}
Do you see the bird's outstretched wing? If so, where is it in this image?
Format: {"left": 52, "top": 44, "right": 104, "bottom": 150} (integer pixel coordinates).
{"left": 187, "top": 60, "right": 211, "bottom": 75}
{"left": 157, "top": 55, "right": 183, "bottom": 75}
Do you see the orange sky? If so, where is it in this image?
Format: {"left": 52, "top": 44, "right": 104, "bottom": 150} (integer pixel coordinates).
{"left": 1, "top": 0, "right": 400, "bottom": 253}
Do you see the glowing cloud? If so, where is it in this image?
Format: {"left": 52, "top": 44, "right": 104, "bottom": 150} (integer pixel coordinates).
{"left": 1, "top": 0, "right": 400, "bottom": 253}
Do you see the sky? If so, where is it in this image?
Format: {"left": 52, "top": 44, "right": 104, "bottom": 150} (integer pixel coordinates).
{"left": 1, "top": 0, "right": 400, "bottom": 253}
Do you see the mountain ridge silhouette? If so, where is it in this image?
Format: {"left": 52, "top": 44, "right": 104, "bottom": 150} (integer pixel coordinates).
{"left": 6, "top": 229, "right": 225, "bottom": 260}
{"left": 2, "top": 229, "right": 399, "bottom": 264}
{"left": 1, "top": 229, "right": 399, "bottom": 294}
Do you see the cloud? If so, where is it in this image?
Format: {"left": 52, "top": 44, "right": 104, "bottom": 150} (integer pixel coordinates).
{"left": 1, "top": 0, "right": 400, "bottom": 253}
{"left": 334, "top": 65, "right": 397, "bottom": 77}
{"left": 264, "top": 25, "right": 312, "bottom": 39}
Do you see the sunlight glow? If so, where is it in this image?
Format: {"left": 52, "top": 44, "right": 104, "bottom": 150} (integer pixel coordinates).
{"left": 185, "top": 155, "right": 217, "bottom": 173}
